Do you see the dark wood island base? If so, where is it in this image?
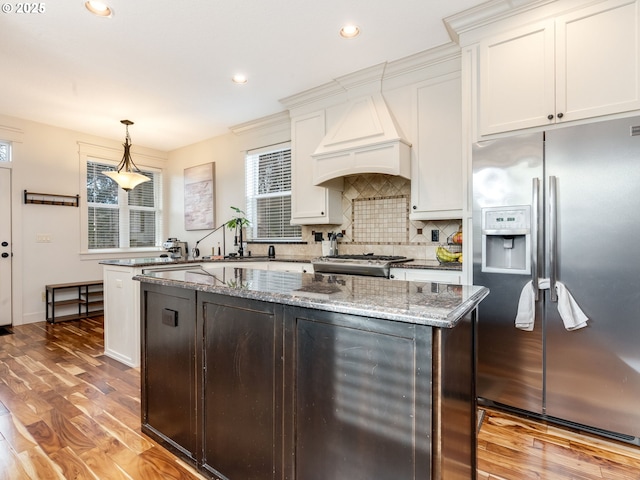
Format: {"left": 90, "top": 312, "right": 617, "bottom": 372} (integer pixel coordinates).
{"left": 137, "top": 268, "right": 487, "bottom": 480}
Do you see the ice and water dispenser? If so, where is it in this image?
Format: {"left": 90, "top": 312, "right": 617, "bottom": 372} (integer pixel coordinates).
{"left": 481, "top": 206, "right": 531, "bottom": 275}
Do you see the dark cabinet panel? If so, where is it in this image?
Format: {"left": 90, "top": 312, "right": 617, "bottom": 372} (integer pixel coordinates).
{"left": 290, "top": 308, "right": 432, "bottom": 480}
{"left": 433, "top": 309, "right": 476, "bottom": 479}
{"left": 139, "top": 283, "right": 477, "bottom": 480}
{"left": 200, "top": 294, "right": 284, "bottom": 480}
{"left": 141, "top": 285, "right": 197, "bottom": 459}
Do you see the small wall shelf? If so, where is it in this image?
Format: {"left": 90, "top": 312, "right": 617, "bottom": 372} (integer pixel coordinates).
{"left": 24, "top": 190, "right": 79, "bottom": 207}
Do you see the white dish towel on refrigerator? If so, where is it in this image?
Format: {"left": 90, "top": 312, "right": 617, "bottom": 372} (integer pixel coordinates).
{"left": 515, "top": 278, "right": 589, "bottom": 331}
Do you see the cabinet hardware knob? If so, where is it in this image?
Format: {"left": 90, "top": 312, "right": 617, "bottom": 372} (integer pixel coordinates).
{"left": 1, "top": 253, "right": 8, "bottom": 258}
{"left": 547, "top": 114, "right": 554, "bottom": 120}
{"left": 412, "top": 205, "right": 417, "bottom": 210}
{"left": 1, "top": 241, "right": 7, "bottom": 247}
{"left": 557, "top": 112, "right": 564, "bottom": 119}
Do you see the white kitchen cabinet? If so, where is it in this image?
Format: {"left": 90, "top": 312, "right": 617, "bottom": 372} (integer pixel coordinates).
{"left": 103, "top": 263, "right": 203, "bottom": 367}
{"left": 410, "top": 72, "right": 463, "bottom": 220}
{"left": 103, "top": 265, "right": 142, "bottom": 368}
{"left": 479, "top": 0, "right": 640, "bottom": 136}
{"left": 103, "top": 260, "right": 312, "bottom": 367}
{"left": 390, "top": 267, "right": 462, "bottom": 285}
{"left": 290, "top": 111, "right": 342, "bottom": 225}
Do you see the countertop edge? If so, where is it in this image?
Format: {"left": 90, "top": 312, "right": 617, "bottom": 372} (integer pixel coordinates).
{"left": 101, "top": 256, "right": 462, "bottom": 272}
{"left": 133, "top": 272, "right": 488, "bottom": 329}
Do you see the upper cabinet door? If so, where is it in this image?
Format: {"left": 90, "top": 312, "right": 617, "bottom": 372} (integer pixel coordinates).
{"left": 410, "top": 72, "right": 463, "bottom": 220}
{"left": 290, "top": 111, "right": 342, "bottom": 225}
{"left": 478, "top": 0, "right": 640, "bottom": 137}
{"left": 478, "top": 19, "right": 556, "bottom": 136}
{"left": 556, "top": 0, "right": 640, "bottom": 122}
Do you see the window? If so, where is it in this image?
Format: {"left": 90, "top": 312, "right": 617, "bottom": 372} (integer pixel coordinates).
{"left": 245, "top": 144, "right": 301, "bottom": 241}
{"left": 86, "top": 159, "right": 162, "bottom": 250}
{"left": 0, "top": 142, "right": 10, "bottom": 163}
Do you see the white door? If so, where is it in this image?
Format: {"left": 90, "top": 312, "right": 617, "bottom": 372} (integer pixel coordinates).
{"left": 0, "top": 168, "right": 11, "bottom": 326}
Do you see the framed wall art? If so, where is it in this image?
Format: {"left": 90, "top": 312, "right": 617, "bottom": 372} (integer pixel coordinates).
{"left": 184, "top": 162, "right": 215, "bottom": 230}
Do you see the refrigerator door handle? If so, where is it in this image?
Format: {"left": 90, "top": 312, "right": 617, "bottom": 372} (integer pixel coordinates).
{"left": 532, "top": 177, "right": 540, "bottom": 301}
{"left": 549, "top": 175, "right": 558, "bottom": 302}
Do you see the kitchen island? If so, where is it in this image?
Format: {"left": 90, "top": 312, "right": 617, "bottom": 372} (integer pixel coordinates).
{"left": 101, "top": 255, "right": 461, "bottom": 367}
{"left": 135, "top": 266, "right": 487, "bottom": 480}
{"left": 101, "top": 256, "right": 313, "bottom": 367}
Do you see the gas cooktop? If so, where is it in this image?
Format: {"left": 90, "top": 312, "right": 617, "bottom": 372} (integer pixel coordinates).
{"left": 312, "top": 254, "right": 412, "bottom": 278}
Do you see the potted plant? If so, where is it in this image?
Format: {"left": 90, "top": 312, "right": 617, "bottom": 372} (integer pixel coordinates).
{"left": 225, "top": 206, "right": 250, "bottom": 256}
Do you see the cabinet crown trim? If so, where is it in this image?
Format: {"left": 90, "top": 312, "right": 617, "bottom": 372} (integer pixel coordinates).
{"left": 444, "top": 0, "right": 555, "bottom": 43}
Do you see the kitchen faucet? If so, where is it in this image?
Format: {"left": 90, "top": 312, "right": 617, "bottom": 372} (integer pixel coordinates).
{"left": 329, "top": 232, "right": 343, "bottom": 256}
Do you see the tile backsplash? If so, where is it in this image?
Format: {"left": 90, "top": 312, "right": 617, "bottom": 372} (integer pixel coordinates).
{"left": 251, "top": 173, "right": 462, "bottom": 261}
{"left": 352, "top": 195, "right": 409, "bottom": 244}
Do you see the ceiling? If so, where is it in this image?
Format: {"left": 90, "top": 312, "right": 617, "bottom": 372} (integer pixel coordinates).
{"left": 1, "top": 0, "right": 484, "bottom": 151}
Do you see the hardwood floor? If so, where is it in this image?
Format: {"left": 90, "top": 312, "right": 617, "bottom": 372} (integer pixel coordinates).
{"left": 0, "top": 318, "right": 207, "bottom": 480}
{"left": 0, "top": 318, "right": 638, "bottom": 479}
{"left": 477, "top": 408, "right": 640, "bottom": 479}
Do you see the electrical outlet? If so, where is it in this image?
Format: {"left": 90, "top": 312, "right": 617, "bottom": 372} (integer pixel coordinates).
{"left": 431, "top": 230, "right": 439, "bottom": 242}
{"left": 41, "top": 291, "right": 46, "bottom": 302}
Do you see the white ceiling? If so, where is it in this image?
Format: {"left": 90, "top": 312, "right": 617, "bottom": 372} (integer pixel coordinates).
{"left": 1, "top": 0, "right": 484, "bottom": 151}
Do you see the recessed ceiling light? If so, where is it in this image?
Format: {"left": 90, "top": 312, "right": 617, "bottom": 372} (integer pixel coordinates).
{"left": 85, "top": 1, "right": 113, "bottom": 17}
{"left": 232, "top": 74, "right": 248, "bottom": 84}
{"left": 340, "top": 24, "right": 360, "bottom": 39}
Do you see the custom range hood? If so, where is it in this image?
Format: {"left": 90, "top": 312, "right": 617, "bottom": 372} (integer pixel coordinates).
{"left": 311, "top": 93, "right": 412, "bottom": 186}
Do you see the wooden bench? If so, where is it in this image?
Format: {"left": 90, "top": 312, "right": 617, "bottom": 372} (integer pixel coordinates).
{"left": 45, "top": 280, "right": 104, "bottom": 324}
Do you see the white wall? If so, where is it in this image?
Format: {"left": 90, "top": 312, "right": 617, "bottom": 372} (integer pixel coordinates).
{"left": 0, "top": 110, "right": 288, "bottom": 325}
{"left": 166, "top": 113, "right": 291, "bottom": 257}
{"left": 0, "top": 114, "right": 167, "bottom": 325}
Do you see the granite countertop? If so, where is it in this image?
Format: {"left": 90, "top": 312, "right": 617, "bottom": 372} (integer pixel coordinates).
{"left": 134, "top": 266, "right": 487, "bottom": 329}
{"left": 398, "top": 259, "right": 462, "bottom": 271}
{"left": 99, "top": 255, "right": 311, "bottom": 268}
{"left": 101, "top": 255, "right": 463, "bottom": 271}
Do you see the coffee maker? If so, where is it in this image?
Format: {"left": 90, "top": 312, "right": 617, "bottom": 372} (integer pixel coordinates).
{"left": 162, "top": 238, "right": 189, "bottom": 260}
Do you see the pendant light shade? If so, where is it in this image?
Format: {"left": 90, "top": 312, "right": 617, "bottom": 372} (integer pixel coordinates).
{"left": 102, "top": 120, "right": 150, "bottom": 191}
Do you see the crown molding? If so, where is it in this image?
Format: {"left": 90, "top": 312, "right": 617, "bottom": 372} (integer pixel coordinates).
{"left": 0, "top": 124, "right": 24, "bottom": 143}
{"left": 229, "top": 110, "right": 290, "bottom": 137}
{"left": 280, "top": 42, "right": 464, "bottom": 114}
{"left": 444, "top": 0, "right": 556, "bottom": 43}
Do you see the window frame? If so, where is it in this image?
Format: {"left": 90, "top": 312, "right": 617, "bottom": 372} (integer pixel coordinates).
{"left": 79, "top": 142, "right": 165, "bottom": 258}
{"left": 245, "top": 142, "right": 301, "bottom": 242}
{"left": 0, "top": 141, "right": 11, "bottom": 164}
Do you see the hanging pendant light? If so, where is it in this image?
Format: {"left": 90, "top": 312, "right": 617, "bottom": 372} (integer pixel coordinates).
{"left": 102, "top": 120, "right": 150, "bottom": 191}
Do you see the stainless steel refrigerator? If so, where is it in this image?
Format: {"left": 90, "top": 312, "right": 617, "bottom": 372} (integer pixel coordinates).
{"left": 472, "top": 115, "right": 640, "bottom": 444}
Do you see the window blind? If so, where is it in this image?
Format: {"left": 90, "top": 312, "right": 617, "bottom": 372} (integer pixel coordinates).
{"left": 87, "top": 161, "right": 120, "bottom": 249}
{"left": 245, "top": 145, "right": 301, "bottom": 241}
{"left": 0, "top": 142, "right": 10, "bottom": 163}
{"left": 87, "top": 160, "right": 161, "bottom": 249}
{"left": 128, "top": 178, "right": 157, "bottom": 247}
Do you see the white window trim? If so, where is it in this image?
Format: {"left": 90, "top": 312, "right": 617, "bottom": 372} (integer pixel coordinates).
{"left": 0, "top": 141, "right": 11, "bottom": 165}
{"left": 79, "top": 142, "right": 165, "bottom": 259}
{"left": 245, "top": 142, "right": 301, "bottom": 242}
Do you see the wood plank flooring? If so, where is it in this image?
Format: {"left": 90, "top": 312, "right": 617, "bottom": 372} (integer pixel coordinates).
{"left": 0, "top": 318, "right": 207, "bottom": 480}
{"left": 0, "top": 318, "right": 638, "bottom": 479}
{"left": 478, "top": 408, "right": 640, "bottom": 479}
